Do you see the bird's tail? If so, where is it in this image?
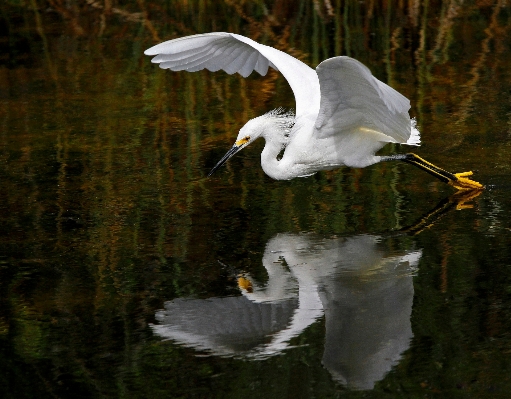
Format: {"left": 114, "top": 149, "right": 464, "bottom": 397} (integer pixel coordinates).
{"left": 406, "top": 118, "right": 421, "bottom": 146}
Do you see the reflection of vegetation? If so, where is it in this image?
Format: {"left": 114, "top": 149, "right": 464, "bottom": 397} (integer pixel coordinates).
{"left": 1, "top": 0, "right": 511, "bottom": 397}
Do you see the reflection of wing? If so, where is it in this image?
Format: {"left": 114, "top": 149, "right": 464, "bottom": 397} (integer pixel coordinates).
{"left": 320, "top": 265, "right": 416, "bottom": 390}
{"left": 314, "top": 57, "right": 415, "bottom": 144}
{"left": 152, "top": 296, "right": 298, "bottom": 356}
{"left": 153, "top": 233, "right": 420, "bottom": 387}
{"left": 258, "top": 233, "right": 418, "bottom": 389}
{"left": 144, "top": 32, "right": 320, "bottom": 118}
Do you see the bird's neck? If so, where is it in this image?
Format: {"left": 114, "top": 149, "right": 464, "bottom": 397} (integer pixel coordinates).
{"left": 260, "top": 138, "right": 286, "bottom": 180}
{"left": 250, "top": 114, "right": 296, "bottom": 180}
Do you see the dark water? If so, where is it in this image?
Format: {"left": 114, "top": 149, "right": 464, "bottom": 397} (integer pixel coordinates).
{"left": 1, "top": 1, "right": 511, "bottom": 398}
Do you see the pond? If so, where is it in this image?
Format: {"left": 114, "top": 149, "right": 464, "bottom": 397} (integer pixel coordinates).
{"left": 1, "top": 1, "right": 511, "bottom": 398}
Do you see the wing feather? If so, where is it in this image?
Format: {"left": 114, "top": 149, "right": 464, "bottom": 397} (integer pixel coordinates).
{"left": 150, "top": 44, "right": 217, "bottom": 63}
{"left": 160, "top": 48, "right": 219, "bottom": 70}
{"left": 158, "top": 40, "right": 238, "bottom": 70}
{"left": 145, "top": 32, "right": 319, "bottom": 118}
{"left": 239, "top": 51, "right": 261, "bottom": 78}
{"left": 193, "top": 45, "right": 246, "bottom": 72}
{"left": 223, "top": 48, "right": 253, "bottom": 75}
{"left": 314, "top": 57, "right": 414, "bottom": 144}
{"left": 254, "top": 53, "right": 270, "bottom": 76}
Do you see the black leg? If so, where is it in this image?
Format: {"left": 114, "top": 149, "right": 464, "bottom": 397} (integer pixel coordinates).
{"left": 380, "top": 153, "right": 483, "bottom": 190}
{"left": 397, "top": 190, "right": 483, "bottom": 235}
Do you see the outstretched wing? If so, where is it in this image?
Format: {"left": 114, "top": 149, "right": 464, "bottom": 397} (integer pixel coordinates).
{"left": 145, "top": 32, "right": 320, "bottom": 118}
{"left": 314, "top": 56, "right": 417, "bottom": 144}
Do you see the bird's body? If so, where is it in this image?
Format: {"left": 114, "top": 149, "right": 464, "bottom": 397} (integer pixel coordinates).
{"left": 145, "top": 32, "right": 481, "bottom": 190}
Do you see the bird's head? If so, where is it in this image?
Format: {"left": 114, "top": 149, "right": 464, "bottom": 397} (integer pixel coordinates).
{"left": 207, "top": 110, "right": 294, "bottom": 177}
{"left": 207, "top": 118, "right": 264, "bottom": 177}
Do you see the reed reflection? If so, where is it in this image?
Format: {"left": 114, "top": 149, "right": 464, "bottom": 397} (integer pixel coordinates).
{"left": 153, "top": 233, "right": 420, "bottom": 390}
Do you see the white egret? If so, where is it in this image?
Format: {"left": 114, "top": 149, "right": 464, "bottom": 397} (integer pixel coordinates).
{"left": 145, "top": 32, "right": 482, "bottom": 190}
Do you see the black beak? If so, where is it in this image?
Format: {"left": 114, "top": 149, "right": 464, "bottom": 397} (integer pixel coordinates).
{"left": 208, "top": 144, "right": 242, "bottom": 177}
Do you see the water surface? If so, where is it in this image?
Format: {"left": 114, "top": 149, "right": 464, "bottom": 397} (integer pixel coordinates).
{"left": 1, "top": 1, "right": 511, "bottom": 398}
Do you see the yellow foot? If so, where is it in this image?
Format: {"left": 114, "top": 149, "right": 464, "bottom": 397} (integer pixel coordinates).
{"left": 448, "top": 171, "right": 484, "bottom": 191}
{"left": 449, "top": 188, "right": 483, "bottom": 209}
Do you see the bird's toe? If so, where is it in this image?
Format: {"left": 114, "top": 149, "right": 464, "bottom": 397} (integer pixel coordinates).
{"left": 448, "top": 172, "right": 484, "bottom": 191}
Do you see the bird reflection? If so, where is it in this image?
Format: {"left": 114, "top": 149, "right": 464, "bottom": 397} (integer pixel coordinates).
{"left": 153, "top": 190, "right": 481, "bottom": 389}
{"left": 153, "top": 233, "right": 420, "bottom": 390}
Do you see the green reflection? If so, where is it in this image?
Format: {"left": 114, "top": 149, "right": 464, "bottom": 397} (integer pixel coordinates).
{"left": 1, "top": 1, "right": 511, "bottom": 398}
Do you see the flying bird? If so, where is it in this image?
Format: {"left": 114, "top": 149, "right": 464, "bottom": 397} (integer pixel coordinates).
{"left": 144, "top": 32, "right": 482, "bottom": 190}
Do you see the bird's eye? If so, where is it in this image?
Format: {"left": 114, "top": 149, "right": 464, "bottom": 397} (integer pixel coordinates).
{"left": 235, "top": 136, "right": 250, "bottom": 146}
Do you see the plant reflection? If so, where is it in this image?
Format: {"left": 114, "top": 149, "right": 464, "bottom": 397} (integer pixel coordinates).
{"left": 152, "top": 190, "right": 482, "bottom": 389}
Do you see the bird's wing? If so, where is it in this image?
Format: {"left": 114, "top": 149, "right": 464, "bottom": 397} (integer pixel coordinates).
{"left": 145, "top": 32, "right": 320, "bottom": 118}
{"left": 314, "top": 56, "right": 412, "bottom": 143}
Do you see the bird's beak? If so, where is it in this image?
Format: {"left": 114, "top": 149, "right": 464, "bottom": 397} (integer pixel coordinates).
{"left": 207, "top": 145, "right": 241, "bottom": 176}
{"left": 208, "top": 138, "right": 250, "bottom": 177}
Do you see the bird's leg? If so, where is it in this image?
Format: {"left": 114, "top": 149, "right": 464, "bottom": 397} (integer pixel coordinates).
{"left": 380, "top": 153, "right": 483, "bottom": 190}
{"left": 397, "top": 189, "right": 483, "bottom": 236}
